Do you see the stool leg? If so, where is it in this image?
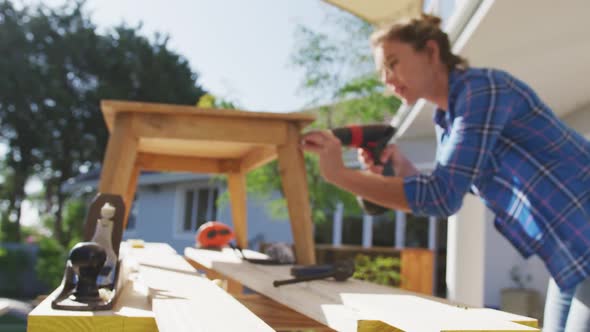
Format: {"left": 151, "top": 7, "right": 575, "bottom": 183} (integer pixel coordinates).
{"left": 123, "top": 163, "right": 140, "bottom": 230}
{"left": 228, "top": 171, "right": 248, "bottom": 249}
{"left": 98, "top": 113, "right": 139, "bottom": 229}
{"left": 277, "top": 124, "right": 316, "bottom": 265}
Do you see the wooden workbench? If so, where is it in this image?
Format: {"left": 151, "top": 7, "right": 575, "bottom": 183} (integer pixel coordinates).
{"left": 27, "top": 242, "right": 274, "bottom": 332}
{"left": 184, "top": 247, "right": 541, "bottom": 332}
{"left": 98, "top": 100, "right": 317, "bottom": 264}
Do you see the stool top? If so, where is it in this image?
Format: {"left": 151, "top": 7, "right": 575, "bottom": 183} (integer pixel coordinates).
{"left": 101, "top": 100, "right": 315, "bottom": 133}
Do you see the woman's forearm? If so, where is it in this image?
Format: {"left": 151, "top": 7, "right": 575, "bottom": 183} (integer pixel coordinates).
{"left": 326, "top": 168, "right": 411, "bottom": 212}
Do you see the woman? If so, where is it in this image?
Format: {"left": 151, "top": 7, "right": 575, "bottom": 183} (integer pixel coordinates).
{"left": 301, "top": 14, "right": 590, "bottom": 331}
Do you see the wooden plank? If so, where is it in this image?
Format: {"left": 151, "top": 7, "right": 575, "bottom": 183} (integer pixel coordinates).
{"left": 302, "top": 277, "right": 537, "bottom": 331}
{"left": 138, "top": 138, "right": 254, "bottom": 159}
{"left": 219, "top": 159, "right": 242, "bottom": 173}
{"left": 277, "top": 123, "right": 315, "bottom": 264}
{"left": 227, "top": 172, "right": 248, "bottom": 248}
{"left": 241, "top": 146, "right": 277, "bottom": 173}
{"left": 27, "top": 244, "right": 184, "bottom": 332}
{"left": 142, "top": 265, "right": 274, "bottom": 332}
{"left": 400, "top": 248, "right": 434, "bottom": 295}
{"left": 184, "top": 247, "right": 366, "bottom": 332}
{"left": 341, "top": 293, "right": 538, "bottom": 332}
{"left": 184, "top": 247, "right": 539, "bottom": 332}
{"left": 27, "top": 270, "right": 157, "bottom": 332}
{"left": 129, "top": 243, "right": 273, "bottom": 332}
{"left": 98, "top": 112, "right": 139, "bottom": 198}
{"left": 461, "top": 308, "right": 538, "bottom": 329}
{"left": 137, "top": 152, "right": 243, "bottom": 174}
{"left": 235, "top": 294, "right": 335, "bottom": 332}
{"left": 185, "top": 256, "right": 244, "bottom": 295}
{"left": 123, "top": 163, "right": 140, "bottom": 230}
{"left": 137, "top": 152, "right": 222, "bottom": 173}
{"left": 132, "top": 113, "right": 289, "bottom": 145}
{"left": 101, "top": 100, "right": 315, "bottom": 133}
{"left": 314, "top": 245, "right": 434, "bottom": 295}
{"left": 122, "top": 242, "right": 198, "bottom": 274}
{"left": 28, "top": 242, "right": 275, "bottom": 332}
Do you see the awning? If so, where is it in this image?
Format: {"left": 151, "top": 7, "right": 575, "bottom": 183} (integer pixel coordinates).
{"left": 322, "top": 0, "right": 423, "bottom": 25}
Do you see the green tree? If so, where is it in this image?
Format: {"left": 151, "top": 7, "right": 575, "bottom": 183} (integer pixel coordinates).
{"left": 291, "top": 9, "right": 400, "bottom": 124}
{"left": 245, "top": 8, "right": 401, "bottom": 224}
{"left": 35, "top": 234, "right": 67, "bottom": 289}
{"left": 0, "top": 246, "right": 30, "bottom": 296}
{"left": 0, "top": 156, "right": 16, "bottom": 241}
{"left": 0, "top": 0, "right": 207, "bottom": 246}
{"left": 36, "top": 198, "right": 87, "bottom": 289}
{"left": 0, "top": 1, "right": 44, "bottom": 242}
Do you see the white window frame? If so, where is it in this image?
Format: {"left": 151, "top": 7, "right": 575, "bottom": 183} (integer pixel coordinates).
{"left": 173, "top": 182, "right": 220, "bottom": 239}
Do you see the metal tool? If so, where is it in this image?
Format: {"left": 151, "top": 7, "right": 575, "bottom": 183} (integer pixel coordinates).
{"left": 273, "top": 260, "right": 355, "bottom": 287}
{"left": 230, "top": 243, "right": 293, "bottom": 265}
{"left": 52, "top": 194, "right": 127, "bottom": 311}
{"left": 331, "top": 124, "right": 397, "bottom": 215}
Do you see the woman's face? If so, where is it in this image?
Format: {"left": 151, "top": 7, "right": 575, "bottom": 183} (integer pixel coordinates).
{"left": 374, "top": 39, "right": 438, "bottom": 105}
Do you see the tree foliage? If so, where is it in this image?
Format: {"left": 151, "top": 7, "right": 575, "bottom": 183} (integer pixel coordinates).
{"left": 0, "top": 0, "right": 206, "bottom": 245}
{"left": 246, "top": 8, "right": 401, "bottom": 223}
{"left": 36, "top": 198, "right": 87, "bottom": 289}
{"left": 353, "top": 254, "right": 401, "bottom": 287}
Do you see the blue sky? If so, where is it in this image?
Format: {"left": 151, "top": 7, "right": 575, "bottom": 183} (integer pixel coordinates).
{"left": 19, "top": 0, "right": 341, "bottom": 112}
{"left": 9, "top": 0, "right": 348, "bottom": 224}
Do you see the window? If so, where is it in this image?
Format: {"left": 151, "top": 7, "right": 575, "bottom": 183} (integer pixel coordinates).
{"left": 181, "top": 187, "right": 219, "bottom": 232}
{"left": 405, "top": 213, "right": 430, "bottom": 248}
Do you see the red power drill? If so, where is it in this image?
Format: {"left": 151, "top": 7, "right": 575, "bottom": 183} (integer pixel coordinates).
{"left": 331, "top": 124, "right": 396, "bottom": 215}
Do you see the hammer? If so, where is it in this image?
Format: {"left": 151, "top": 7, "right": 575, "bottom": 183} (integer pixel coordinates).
{"left": 273, "top": 260, "right": 355, "bottom": 287}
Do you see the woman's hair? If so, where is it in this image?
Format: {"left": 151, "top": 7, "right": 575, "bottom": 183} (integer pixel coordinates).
{"left": 370, "top": 14, "right": 468, "bottom": 71}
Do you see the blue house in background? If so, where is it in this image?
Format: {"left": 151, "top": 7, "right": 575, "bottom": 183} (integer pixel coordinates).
{"left": 62, "top": 170, "right": 294, "bottom": 253}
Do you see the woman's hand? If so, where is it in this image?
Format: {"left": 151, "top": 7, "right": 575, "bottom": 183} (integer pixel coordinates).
{"left": 357, "top": 144, "right": 419, "bottom": 177}
{"left": 300, "top": 130, "right": 346, "bottom": 182}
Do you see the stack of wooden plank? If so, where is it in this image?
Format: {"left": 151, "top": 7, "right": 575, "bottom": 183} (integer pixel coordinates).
{"left": 28, "top": 242, "right": 274, "bottom": 332}
{"left": 184, "top": 247, "right": 540, "bottom": 332}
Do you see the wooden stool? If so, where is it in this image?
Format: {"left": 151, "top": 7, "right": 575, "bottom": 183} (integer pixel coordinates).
{"left": 98, "top": 100, "right": 317, "bottom": 264}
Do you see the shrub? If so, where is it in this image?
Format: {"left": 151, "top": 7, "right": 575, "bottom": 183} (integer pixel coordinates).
{"left": 0, "top": 247, "right": 30, "bottom": 297}
{"left": 353, "top": 254, "right": 401, "bottom": 287}
{"left": 35, "top": 237, "right": 67, "bottom": 289}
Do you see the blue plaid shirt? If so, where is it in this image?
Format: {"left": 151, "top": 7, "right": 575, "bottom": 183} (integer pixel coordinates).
{"left": 403, "top": 67, "right": 590, "bottom": 290}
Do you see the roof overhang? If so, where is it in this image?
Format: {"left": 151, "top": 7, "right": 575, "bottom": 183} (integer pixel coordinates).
{"left": 398, "top": 0, "right": 590, "bottom": 139}
{"left": 322, "top": 0, "right": 423, "bottom": 26}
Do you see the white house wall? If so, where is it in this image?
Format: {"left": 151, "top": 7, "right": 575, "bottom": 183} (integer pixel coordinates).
{"left": 483, "top": 210, "right": 550, "bottom": 309}
{"left": 562, "top": 103, "right": 590, "bottom": 138}
{"left": 123, "top": 184, "right": 179, "bottom": 247}
{"left": 446, "top": 195, "right": 488, "bottom": 307}
{"left": 217, "top": 191, "right": 294, "bottom": 250}
{"left": 123, "top": 181, "right": 294, "bottom": 253}
{"left": 397, "top": 136, "right": 438, "bottom": 170}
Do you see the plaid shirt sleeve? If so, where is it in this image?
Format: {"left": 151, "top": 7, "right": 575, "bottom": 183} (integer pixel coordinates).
{"left": 404, "top": 74, "right": 512, "bottom": 217}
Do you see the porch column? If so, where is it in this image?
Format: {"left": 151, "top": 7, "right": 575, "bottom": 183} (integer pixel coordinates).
{"left": 446, "top": 195, "right": 487, "bottom": 307}
{"left": 395, "top": 211, "right": 406, "bottom": 248}
{"left": 332, "top": 202, "right": 344, "bottom": 246}
{"left": 429, "top": 216, "right": 439, "bottom": 294}
{"left": 428, "top": 216, "right": 438, "bottom": 250}
{"left": 362, "top": 214, "right": 373, "bottom": 248}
